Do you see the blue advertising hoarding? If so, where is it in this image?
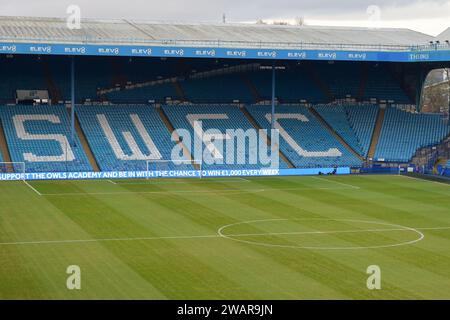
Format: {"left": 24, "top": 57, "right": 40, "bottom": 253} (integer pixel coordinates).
{"left": 0, "top": 167, "right": 350, "bottom": 181}
{"left": 0, "top": 42, "right": 449, "bottom": 62}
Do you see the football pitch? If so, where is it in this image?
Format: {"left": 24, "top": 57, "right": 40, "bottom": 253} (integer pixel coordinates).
{"left": 0, "top": 174, "right": 449, "bottom": 299}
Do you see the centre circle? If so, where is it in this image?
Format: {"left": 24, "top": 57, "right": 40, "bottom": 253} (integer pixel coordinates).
{"left": 217, "top": 218, "right": 424, "bottom": 250}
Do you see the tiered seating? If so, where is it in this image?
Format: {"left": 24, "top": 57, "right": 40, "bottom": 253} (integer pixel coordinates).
{"left": 106, "top": 83, "right": 178, "bottom": 104}
{"left": 248, "top": 68, "right": 325, "bottom": 103}
{"left": 76, "top": 105, "right": 189, "bottom": 171}
{"left": 345, "top": 104, "right": 379, "bottom": 157}
{"left": 313, "top": 104, "right": 364, "bottom": 156}
{"left": 0, "top": 105, "right": 92, "bottom": 172}
{"left": 364, "top": 64, "right": 410, "bottom": 103}
{"left": 316, "top": 62, "right": 361, "bottom": 99}
{"left": 182, "top": 75, "right": 253, "bottom": 103}
{"left": 54, "top": 57, "right": 114, "bottom": 102}
{"left": 246, "top": 105, "right": 362, "bottom": 168}
{"left": 0, "top": 55, "right": 47, "bottom": 103}
{"left": 162, "top": 104, "right": 288, "bottom": 169}
{"left": 375, "top": 107, "right": 450, "bottom": 162}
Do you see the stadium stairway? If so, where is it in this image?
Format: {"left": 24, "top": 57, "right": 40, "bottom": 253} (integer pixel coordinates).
{"left": 110, "top": 58, "right": 128, "bottom": 88}
{"left": 76, "top": 104, "right": 192, "bottom": 172}
{"left": 434, "top": 158, "right": 448, "bottom": 174}
{"left": 162, "top": 104, "right": 289, "bottom": 170}
{"left": 310, "top": 105, "right": 365, "bottom": 160}
{"left": 74, "top": 112, "right": 100, "bottom": 172}
{"left": 42, "top": 57, "right": 62, "bottom": 103}
{"left": 345, "top": 104, "right": 379, "bottom": 158}
{"left": 157, "top": 105, "right": 200, "bottom": 170}
{"left": 0, "top": 105, "right": 93, "bottom": 173}
{"left": 303, "top": 62, "right": 334, "bottom": 102}
{"left": 0, "top": 120, "right": 13, "bottom": 171}
{"left": 357, "top": 64, "right": 369, "bottom": 101}
{"left": 367, "top": 106, "right": 385, "bottom": 159}
{"left": 240, "top": 106, "right": 294, "bottom": 168}
{"left": 374, "top": 107, "right": 450, "bottom": 162}
{"left": 173, "top": 81, "right": 187, "bottom": 101}
{"left": 240, "top": 74, "right": 262, "bottom": 103}
{"left": 246, "top": 105, "right": 362, "bottom": 168}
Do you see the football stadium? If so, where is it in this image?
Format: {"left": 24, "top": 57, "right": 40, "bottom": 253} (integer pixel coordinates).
{"left": 0, "top": 15, "right": 449, "bottom": 301}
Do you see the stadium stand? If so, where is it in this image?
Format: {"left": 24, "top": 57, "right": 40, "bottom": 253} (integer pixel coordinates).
{"left": 0, "top": 53, "right": 414, "bottom": 107}
{"left": 316, "top": 62, "right": 361, "bottom": 100}
{"left": 106, "top": 83, "right": 178, "bottom": 104}
{"left": 311, "top": 61, "right": 410, "bottom": 103}
{"left": 0, "top": 17, "right": 448, "bottom": 175}
{"left": 0, "top": 55, "right": 48, "bottom": 103}
{"left": 162, "top": 104, "right": 288, "bottom": 169}
{"left": 0, "top": 105, "right": 92, "bottom": 172}
{"left": 181, "top": 74, "right": 254, "bottom": 103}
{"left": 246, "top": 105, "right": 363, "bottom": 168}
{"left": 312, "top": 104, "right": 364, "bottom": 156}
{"left": 104, "top": 61, "right": 261, "bottom": 104}
{"left": 375, "top": 107, "right": 450, "bottom": 162}
{"left": 364, "top": 64, "right": 411, "bottom": 103}
{"left": 345, "top": 104, "right": 379, "bottom": 157}
{"left": 76, "top": 104, "right": 192, "bottom": 171}
{"left": 57, "top": 57, "right": 115, "bottom": 103}
{"left": 248, "top": 66, "right": 326, "bottom": 103}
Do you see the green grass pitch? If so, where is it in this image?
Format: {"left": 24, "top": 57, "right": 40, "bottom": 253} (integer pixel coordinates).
{"left": 0, "top": 174, "right": 449, "bottom": 299}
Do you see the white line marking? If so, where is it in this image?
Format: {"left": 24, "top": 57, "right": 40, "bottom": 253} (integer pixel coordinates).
{"left": 312, "top": 176, "right": 360, "bottom": 189}
{"left": 40, "top": 189, "right": 266, "bottom": 196}
{"left": 218, "top": 218, "right": 425, "bottom": 250}
{"left": 107, "top": 180, "right": 117, "bottom": 185}
{"left": 0, "top": 234, "right": 219, "bottom": 246}
{"left": 1, "top": 225, "right": 448, "bottom": 247}
{"left": 224, "top": 226, "right": 450, "bottom": 237}
{"left": 23, "top": 181, "right": 42, "bottom": 196}
{"left": 399, "top": 175, "right": 450, "bottom": 187}
{"left": 112, "top": 178, "right": 251, "bottom": 185}
{"left": 39, "top": 185, "right": 356, "bottom": 196}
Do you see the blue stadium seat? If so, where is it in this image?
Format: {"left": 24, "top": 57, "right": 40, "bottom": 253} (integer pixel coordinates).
{"left": 106, "top": 83, "right": 178, "bottom": 104}
{"left": 345, "top": 104, "right": 379, "bottom": 157}
{"left": 375, "top": 107, "right": 450, "bottom": 162}
{"left": 0, "top": 56, "right": 48, "bottom": 103}
{"left": 76, "top": 104, "right": 190, "bottom": 171}
{"left": 316, "top": 62, "right": 360, "bottom": 99}
{"left": 364, "top": 65, "right": 411, "bottom": 103}
{"left": 0, "top": 105, "right": 92, "bottom": 172}
{"left": 313, "top": 104, "right": 364, "bottom": 156}
{"left": 248, "top": 69, "right": 325, "bottom": 103}
{"left": 182, "top": 75, "right": 253, "bottom": 103}
{"left": 246, "top": 105, "right": 362, "bottom": 168}
{"left": 162, "top": 104, "right": 288, "bottom": 169}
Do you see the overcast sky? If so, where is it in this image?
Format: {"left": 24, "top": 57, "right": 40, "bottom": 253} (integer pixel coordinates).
{"left": 1, "top": 0, "right": 450, "bottom": 36}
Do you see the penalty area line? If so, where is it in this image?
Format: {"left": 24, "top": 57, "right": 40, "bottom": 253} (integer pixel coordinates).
{"left": 399, "top": 175, "right": 450, "bottom": 187}
{"left": 40, "top": 189, "right": 267, "bottom": 196}
{"left": 23, "top": 180, "right": 42, "bottom": 196}
{"left": 311, "top": 176, "right": 360, "bottom": 189}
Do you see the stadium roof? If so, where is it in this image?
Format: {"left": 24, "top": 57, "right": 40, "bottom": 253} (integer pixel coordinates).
{"left": 0, "top": 16, "right": 437, "bottom": 51}
{"left": 438, "top": 27, "right": 450, "bottom": 41}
